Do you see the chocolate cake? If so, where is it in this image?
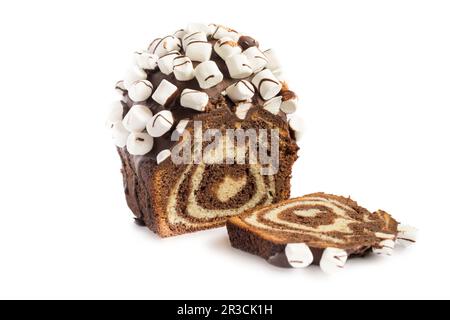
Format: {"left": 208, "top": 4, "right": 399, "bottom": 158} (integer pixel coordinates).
{"left": 107, "top": 23, "right": 300, "bottom": 237}
{"left": 227, "top": 193, "right": 417, "bottom": 273}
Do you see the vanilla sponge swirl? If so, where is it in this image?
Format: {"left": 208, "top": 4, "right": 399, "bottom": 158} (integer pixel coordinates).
{"left": 167, "top": 162, "right": 275, "bottom": 229}
{"left": 235, "top": 193, "right": 398, "bottom": 250}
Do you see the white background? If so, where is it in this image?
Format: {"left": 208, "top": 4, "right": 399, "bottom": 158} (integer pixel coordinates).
{"left": 0, "top": 0, "right": 449, "bottom": 300}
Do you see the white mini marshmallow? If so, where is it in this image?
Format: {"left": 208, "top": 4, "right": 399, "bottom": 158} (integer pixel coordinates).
{"left": 134, "top": 51, "right": 158, "bottom": 70}
{"left": 123, "top": 67, "right": 147, "bottom": 90}
{"left": 181, "top": 89, "right": 209, "bottom": 112}
{"left": 173, "top": 56, "right": 195, "bottom": 81}
{"left": 214, "top": 37, "right": 242, "bottom": 60}
{"left": 174, "top": 29, "right": 187, "bottom": 39}
{"left": 152, "top": 80, "right": 178, "bottom": 106}
{"left": 373, "top": 240, "right": 396, "bottom": 256}
{"left": 126, "top": 132, "right": 154, "bottom": 156}
{"left": 186, "top": 23, "right": 211, "bottom": 35}
{"left": 235, "top": 102, "right": 253, "bottom": 120}
{"left": 185, "top": 41, "right": 212, "bottom": 62}
{"left": 225, "top": 80, "right": 255, "bottom": 102}
{"left": 375, "top": 232, "right": 396, "bottom": 240}
{"left": 396, "top": 224, "right": 418, "bottom": 247}
{"left": 252, "top": 69, "right": 282, "bottom": 100}
{"left": 209, "top": 24, "right": 240, "bottom": 40}
{"left": 128, "top": 80, "right": 153, "bottom": 102}
{"left": 147, "top": 110, "right": 174, "bottom": 137}
{"left": 115, "top": 81, "right": 127, "bottom": 97}
{"left": 157, "top": 51, "right": 181, "bottom": 75}
{"left": 264, "top": 49, "right": 282, "bottom": 74}
{"left": 288, "top": 116, "right": 304, "bottom": 142}
{"left": 107, "top": 101, "right": 124, "bottom": 127}
{"left": 194, "top": 61, "right": 224, "bottom": 89}
{"left": 288, "top": 116, "right": 303, "bottom": 132}
{"left": 273, "top": 69, "right": 285, "bottom": 80}
{"left": 263, "top": 96, "right": 282, "bottom": 115}
{"left": 320, "top": 248, "right": 348, "bottom": 274}
{"left": 157, "top": 149, "right": 172, "bottom": 165}
{"left": 182, "top": 32, "right": 208, "bottom": 50}
{"left": 280, "top": 94, "right": 299, "bottom": 114}
{"left": 285, "top": 243, "right": 314, "bottom": 269}
{"left": 122, "top": 105, "right": 153, "bottom": 132}
{"left": 111, "top": 121, "right": 130, "bottom": 148}
{"left": 225, "top": 54, "right": 253, "bottom": 79}
{"left": 148, "top": 36, "right": 181, "bottom": 56}
{"left": 243, "top": 47, "right": 268, "bottom": 73}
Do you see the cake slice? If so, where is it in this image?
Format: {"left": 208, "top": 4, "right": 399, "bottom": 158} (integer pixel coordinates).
{"left": 227, "top": 193, "right": 416, "bottom": 273}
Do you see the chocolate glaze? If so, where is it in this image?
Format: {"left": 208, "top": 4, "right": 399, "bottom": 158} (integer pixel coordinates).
{"left": 134, "top": 218, "right": 146, "bottom": 227}
{"left": 120, "top": 36, "right": 289, "bottom": 164}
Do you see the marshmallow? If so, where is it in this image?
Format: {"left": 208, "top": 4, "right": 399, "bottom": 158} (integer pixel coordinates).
{"left": 320, "top": 248, "right": 348, "bottom": 274}
{"left": 373, "top": 240, "right": 396, "bottom": 256}
{"left": 210, "top": 24, "right": 239, "bottom": 41}
{"left": 194, "top": 61, "right": 224, "bottom": 89}
{"left": 375, "top": 232, "right": 396, "bottom": 240}
{"left": 280, "top": 91, "right": 299, "bottom": 114}
{"left": 288, "top": 116, "right": 304, "bottom": 142}
{"left": 185, "top": 40, "right": 212, "bottom": 62}
{"left": 147, "top": 110, "right": 174, "bottom": 137}
{"left": 285, "top": 243, "right": 314, "bottom": 269}
{"left": 214, "top": 37, "right": 242, "bottom": 60}
{"left": 134, "top": 51, "right": 158, "bottom": 70}
{"left": 186, "top": 23, "right": 211, "bottom": 35}
{"left": 243, "top": 47, "right": 268, "bottom": 73}
{"left": 289, "top": 116, "right": 303, "bottom": 131}
{"left": 225, "top": 80, "right": 255, "bottom": 102}
{"left": 252, "top": 69, "right": 282, "bottom": 100}
{"left": 396, "top": 224, "right": 418, "bottom": 247}
{"left": 173, "top": 56, "right": 195, "bottom": 81}
{"left": 126, "top": 132, "right": 154, "bottom": 156}
{"left": 225, "top": 54, "right": 253, "bottom": 79}
{"left": 264, "top": 49, "right": 282, "bottom": 74}
{"left": 157, "top": 51, "right": 181, "bottom": 75}
{"left": 273, "top": 69, "right": 285, "bottom": 80}
{"left": 157, "top": 149, "right": 172, "bottom": 165}
{"left": 181, "top": 89, "right": 209, "bottom": 112}
{"left": 152, "top": 80, "right": 178, "bottom": 106}
{"left": 263, "top": 96, "right": 282, "bottom": 115}
{"left": 174, "top": 29, "right": 187, "bottom": 39}
{"left": 128, "top": 80, "right": 153, "bottom": 102}
{"left": 182, "top": 32, "right": 207, "bottom": 50}
{"left": 115, "top": 81, "right": 126, "bottom": 97}
{"left": 228, "top": 32, "right": 242, "bottom": 42}
{"left": 122, "top": 105, "right": 153, "bottom": 132}
{"left": 111, "top": 121, "right": 130, "bottom": 148}
{"left": 123, "top": 67, "right": 147, "bottom": 90}
{"left": 235, "top": 102, "right": 253, "bottom": 120}
{"left": 148, "top": 36, "right": 181, "bottom": 56}
{"left": 107, "top": 101, "right": 124, "bottom": 127}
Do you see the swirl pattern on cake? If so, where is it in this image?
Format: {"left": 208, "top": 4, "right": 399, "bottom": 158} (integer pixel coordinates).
{"left": 227, "top": 193, "right": 416, "bottom": 273}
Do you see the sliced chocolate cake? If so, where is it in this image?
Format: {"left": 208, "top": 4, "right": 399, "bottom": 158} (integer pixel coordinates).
{"left": 227, "top": 193, "right": 417, "bottom": 273}
{"left": 107, "top": 23, "right": 300, "bottom": 237}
